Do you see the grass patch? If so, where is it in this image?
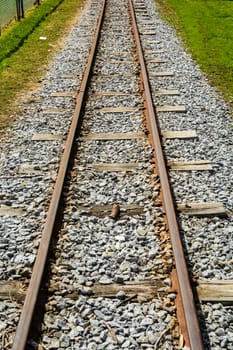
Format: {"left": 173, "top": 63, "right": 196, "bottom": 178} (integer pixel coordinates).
{"left": 0, "top": 0, "right": 84, "bottom": 130}
{"left": 0, "top": 0, "right": 64, "bottom": 62}
{"left": 156, "top": 0, "right": 233, "bottom": 107}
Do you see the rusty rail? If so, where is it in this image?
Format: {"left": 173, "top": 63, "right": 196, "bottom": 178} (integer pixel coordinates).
{"left": 128, "top": 0, "right": 204, "bottom": 349}
{"left": 12, "top": 1, "right": 106, "bottom": 349}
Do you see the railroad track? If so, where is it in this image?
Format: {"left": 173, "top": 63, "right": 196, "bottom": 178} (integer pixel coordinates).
{"left": 10, "top": 0, "right": 203, "bottom": 348}
{"left": 0, "top": 0, "right": 232, "bottom": 349}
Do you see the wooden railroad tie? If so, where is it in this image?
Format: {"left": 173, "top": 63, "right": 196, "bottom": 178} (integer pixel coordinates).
{"left": 81, "top": 132, "right": 145, "bottom": 140}
{"left": 140, "top": 31, "right": 157, "bottom": 35}
{"left": 177, "top": 202, "right": 226, "bottom": 216}
{"left": 156, "top": 105, "right": 186, "bottom": 113}
{"left": 2, "top": 280, "right": 233, "bottom": 304}
{"left": 168, "top": 160, "right": 213, "bottom": 171}
{"left": 91, "top": 163, "right": 140, "bottom": 172}
{"left": 146, "top": 58, "right": 167, "bottom": 63}
{"left": 161, "top": 130, "right": 197, "bottom": 139}
{"left": 50, "top": 92, "right": 76, "bottom": 98}
{"left": 150, "top": 71, "right": 174, "bottom": 77}
{"left": 0, "top": 280, "right": 165, "bottom": 303}
{"left": 81, "top": 130, "right": 197, "bottom": 140}
{"left": 0, "top": 206, "right": 24, "bottom": 216}
{"left": 197, "top": 280, "right": 233, "bottom": 304}
{"left": 93, "top": 91, "right": 139, "bottom": 96}
{"left": 77, "top": 204, "right": 143, "bottom": 217}
{"left": 144, "top": 50, "right": 164, "bottom": 54}
{"left": 154, "top": 89, "right": 180, "bottom": 96}
{"left": 95, "top": 106, "right": 141, "bottom": 113}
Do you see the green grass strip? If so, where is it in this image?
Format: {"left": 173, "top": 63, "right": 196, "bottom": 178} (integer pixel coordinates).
{"left": 0, "top": 0, "right": 65, "bottom": 63}
{"left": 0, "top": 0, "right": 84, "bottom": 129}
{"left": 156, "top": 0, "right": 233, "bottom": 106}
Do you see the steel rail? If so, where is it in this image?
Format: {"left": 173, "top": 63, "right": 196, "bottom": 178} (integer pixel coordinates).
{"left": 128, "top": 0, "right": 204, "bottom": 349}
{"left": 12, "top": 1, "right": 106, "bottom": 349}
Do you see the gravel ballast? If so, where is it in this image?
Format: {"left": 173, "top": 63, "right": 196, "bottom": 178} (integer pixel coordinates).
{"left": 0, "top": 0, "right": 232, "bottom": 349}
{"left": 39, "top": 0, "right": 178, "bottom": 348}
